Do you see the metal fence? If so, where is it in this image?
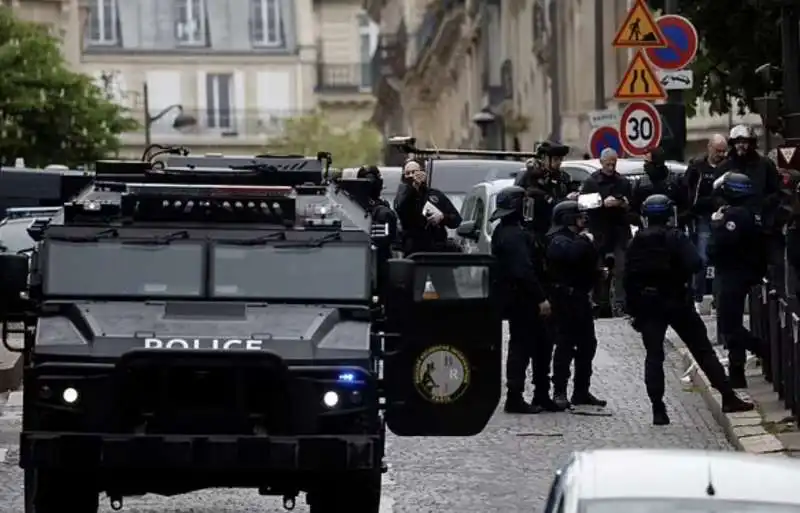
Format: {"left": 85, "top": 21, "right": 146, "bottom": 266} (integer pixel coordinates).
{"left": 748, "top": 229, "right": 800, "bottom": 423}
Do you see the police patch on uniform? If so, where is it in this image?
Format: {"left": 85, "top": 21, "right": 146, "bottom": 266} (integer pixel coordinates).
{"left": 725, "top": 221, "right": 736, "bottom": 231}
{"left": 413, "top": 345, "right": 470, "bottom": 404}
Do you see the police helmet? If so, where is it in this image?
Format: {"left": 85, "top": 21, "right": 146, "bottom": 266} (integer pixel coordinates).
{"left": 357, "top": 165, "right": 383, "bottom": 196}
{"left": 729, "top": 124, "right": 756, "bottom": 144}
{"left": 714, "top": 171, "right": 754, "bottom": 201}
{"left": 535, "top": 141, "right": 570, "bottom": 158}
{"left": 490, "top": 186, "right": 526, "bottom": 221}
{"left": 552, "top": 200, "right": 585, "bottom": 226}
{"left": 641, "top": 194, "right": 674, "bottom": 224}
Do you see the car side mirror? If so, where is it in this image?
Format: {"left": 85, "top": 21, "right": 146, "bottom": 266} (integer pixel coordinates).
{"left": 0, "top": 254, "right": 28, "bottom": 305}
{"left": 456, "top": 220, "right": 479, "bottom": 241}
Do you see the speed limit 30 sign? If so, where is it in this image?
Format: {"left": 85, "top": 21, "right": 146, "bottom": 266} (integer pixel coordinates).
{"left": 619, "top": 101, "right": 662, "bottom": 156}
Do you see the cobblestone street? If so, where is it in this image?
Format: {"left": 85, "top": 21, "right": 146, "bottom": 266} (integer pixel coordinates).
{"left": 0, "top": 319, "right": 731, "bottom": 512}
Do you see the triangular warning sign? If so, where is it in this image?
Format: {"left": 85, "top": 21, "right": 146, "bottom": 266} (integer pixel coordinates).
{"left": 612, "top": 0, "right": 667, "bottom": 48}
{"left": 779, "top": 146, "right": 797, "bottom": 166}
{"left": 613, "top": 50, "right": 666, "bottom": 101}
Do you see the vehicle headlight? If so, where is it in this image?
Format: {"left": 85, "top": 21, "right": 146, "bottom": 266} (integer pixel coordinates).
{"left": 322, "top": 391, "right": 339, "bottom": 408}
{"left": 62, "top": 387, "right": 79, "bottom": 404}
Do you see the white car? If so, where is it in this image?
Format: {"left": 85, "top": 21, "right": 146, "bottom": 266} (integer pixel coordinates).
{"left": 544, "top": 449, "right": 800, "bottom": 513}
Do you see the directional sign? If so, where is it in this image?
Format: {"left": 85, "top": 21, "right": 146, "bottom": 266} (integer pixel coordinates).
{"left": 588, "top": 126, "right": 624, "bottom": 159}
{"left": 657, "top": 69, "right": 694, "bottom": 90}
{"left": 588, "top": 109, "right": 620, "bottom": 128}
{"left": 619, "top": 101, "right": 662, "bottom": 157}
{"left": 613, "top": 50, "right": 666, "bottom": 101}
{"left": 612, "top": 0, "right": 667, "bottom": 48}
{"left": 645, "top": 15, "right": 699, "bottom": 71}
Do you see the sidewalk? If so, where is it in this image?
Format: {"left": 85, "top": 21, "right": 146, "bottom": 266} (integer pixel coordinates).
{"left": 670, "top": 315, "right": 800, "bottom": 456}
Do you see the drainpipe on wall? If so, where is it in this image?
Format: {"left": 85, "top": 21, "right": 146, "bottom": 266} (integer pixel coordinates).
{"left": 547, "top": 0, "right": 562, "bottom": 143}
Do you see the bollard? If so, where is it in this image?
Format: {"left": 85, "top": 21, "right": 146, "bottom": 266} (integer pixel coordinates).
{"left": 770, "top": 289, "right": 783, "bottom": 396}
{"left": 779, "top": 298, "right": 795, "bottom": 411}
{"left": 792, "top": 312, "right": 800, "bottom": 420}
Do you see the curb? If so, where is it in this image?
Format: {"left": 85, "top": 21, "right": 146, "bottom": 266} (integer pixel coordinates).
{"left": 667, "top": 327, "right": 790, "bottom": 455}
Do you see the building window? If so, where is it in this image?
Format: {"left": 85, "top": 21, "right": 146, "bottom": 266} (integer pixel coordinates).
{"left": 358, "top": 13, "right": 373, "bottom": 89}
{"left": 88, "top": 0, "right": 119, "bottom": 45}
{"left": 175, "top": 0, "right": 207, "bottom": 46}
{"left": 206, "top": 73, "right": 234, "bottom": 130}
{"left": 251, "top": 0, "right": 284, "bottom": 47}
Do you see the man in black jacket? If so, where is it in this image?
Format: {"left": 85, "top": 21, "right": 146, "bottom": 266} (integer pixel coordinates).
{"left": 684, "top": 134, "right": 728, "bottom": 308}
{"left": 394, "top": 159, "right": 462, "bottom": 298}
{"left": 580, "top": 148, "right": 633, "bottom": 316}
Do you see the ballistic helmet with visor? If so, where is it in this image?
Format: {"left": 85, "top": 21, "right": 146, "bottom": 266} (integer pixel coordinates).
{"left": 729, "top": 124, "right": 756, "bottom": 144}
{"left": 536, "top": 141, "right": 570, "bottom": 158}
{"left": 714, "top": 171, "right": 754, "bottom": 202}
{"left": 490, "top": 185, "right": 526, "bottom": 221}
{"left": 552, "top": 200, "right": 585, "bottom": 226}
{"left": 641, "top": 194, "right": 675, "bottom": 225}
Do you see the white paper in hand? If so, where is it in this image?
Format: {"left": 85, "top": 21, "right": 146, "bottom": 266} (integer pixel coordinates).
{"left": 423, "top": 201, "right": 443, "bottom": 218}
{"left": 578, "top": 193, "right": 602, "bottom": 210}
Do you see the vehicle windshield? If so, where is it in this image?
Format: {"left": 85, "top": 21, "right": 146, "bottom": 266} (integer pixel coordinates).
{"left": 41, "top": 238, "right": 371, "bottom": 301}
{"left": 430, "top": 160, "right": 524, "bottom": 195}
{"left": 581, "top": 498, "right": 800, "bottom": 513}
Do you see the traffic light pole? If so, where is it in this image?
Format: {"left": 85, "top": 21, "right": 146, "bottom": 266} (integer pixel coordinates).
{"left": 781, "top": 2, "right": 800, "bottom": 146}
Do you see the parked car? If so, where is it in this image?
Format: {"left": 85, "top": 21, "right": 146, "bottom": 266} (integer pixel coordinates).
{"left": 544, "top": 449, "right": 800, "bottom": 513}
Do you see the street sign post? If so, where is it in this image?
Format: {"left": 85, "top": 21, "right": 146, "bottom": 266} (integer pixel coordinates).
{"left": 612, "top": 0, "right": 667, "bottom": 48}
{"left": 619, "top": 101, "right": 662, "bottom": 156}
{"left": 645, "top": 15, "right": 699, "bottom": 71}
{"left": 613, "top": 50, "right": 667, "bottom": 101}
{"left": 588, "top": 126, "right": 624, "bottom": 158}
{"left": 778, "top": 146, "right": 798, "bottom": 169}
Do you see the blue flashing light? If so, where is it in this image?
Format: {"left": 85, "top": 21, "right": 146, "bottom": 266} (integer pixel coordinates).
{"left": 338, "top": 372, "right": 356, "bottom": 383}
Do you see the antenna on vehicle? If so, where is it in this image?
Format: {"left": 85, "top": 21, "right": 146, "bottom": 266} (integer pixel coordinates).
{"left": 705, "top": 462, "right": 716, "bottom": 496}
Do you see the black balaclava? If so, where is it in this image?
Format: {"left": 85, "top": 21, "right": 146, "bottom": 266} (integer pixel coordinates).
{"left": 644, "top": 147, "right": 669, "bottom": 182}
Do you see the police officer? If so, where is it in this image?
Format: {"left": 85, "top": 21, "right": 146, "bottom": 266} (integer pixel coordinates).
{"left": 490, "top": 186, "right": 552, "bottom": 414}
{"left": 546, "top": 200, "right": 605, "bottom": 410}
{"left": 625, "top": 194, "right": 754, "bottom": 425}
{"left": 708, "top": 172, "right": 767, "bottom": 388}
{"left": 356, "top": 165, "right": 398, "bottom": 296}
{"left": 630, "top": 147, "right": 687, "bottom": 224}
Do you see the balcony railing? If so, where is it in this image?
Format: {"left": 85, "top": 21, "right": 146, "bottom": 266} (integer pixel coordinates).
{"left": 124, "top": 108, "right": 314, "bottom": 140}
{"left": 370, "top": 29, "right": 408, "bottom": 94}
{"left": 315, "top": 63, "right": 373, "bottom": 93}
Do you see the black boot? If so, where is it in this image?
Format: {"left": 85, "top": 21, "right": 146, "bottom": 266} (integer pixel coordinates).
{"left": 552, "top": 391, "right": 571, "bottom": 410}
{"left": 534, "top": 394, "right": 567, "bottom": 412}
{"left": 571, "top": 391, "right": 607, "bottom": 407}
{"left": 652, "top": 402, "right": 670, "bottom": 426}
{"left": 728, "top": 365, "right": 748, "bottom": 389}
{"left": 721, "top": 392, "right": 755, "bottom": 413}
{"left": 504, "top": 394, "right": 542, "bottom": 414}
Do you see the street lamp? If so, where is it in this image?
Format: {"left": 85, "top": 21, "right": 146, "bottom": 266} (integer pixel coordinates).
{"left": 472, "top": 108, "right": 497, "bottom": 149}
{"left": 142, "top": 82, "right": 197, "bottom": 147}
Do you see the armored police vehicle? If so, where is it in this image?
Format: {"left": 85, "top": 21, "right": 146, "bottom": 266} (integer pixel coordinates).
{"left": 0, "top": 153, "right": 501, "bottom": 513}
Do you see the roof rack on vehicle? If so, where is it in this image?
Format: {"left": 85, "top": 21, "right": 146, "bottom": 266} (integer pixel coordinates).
{"left": 387, "top": 136, "right": 537, "bottom": 159}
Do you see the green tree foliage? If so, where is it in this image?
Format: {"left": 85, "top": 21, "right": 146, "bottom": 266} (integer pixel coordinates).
{"left": 264, "top": 112, "right": 384, "bottom": 168}
{"left": 0, "top": 8, "right": 138, "bottom": 167}
{"left": 647, "top": 1, "right": 782, "bottom": 116}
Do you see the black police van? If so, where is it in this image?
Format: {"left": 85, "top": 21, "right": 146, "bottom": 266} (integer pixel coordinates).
{"left": 0, "top": 153, "right": 501, "bottom": 513}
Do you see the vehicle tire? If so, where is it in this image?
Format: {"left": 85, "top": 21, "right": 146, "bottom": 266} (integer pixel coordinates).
{"left": 308, "top": 470, "right": 382, "bottom": 513}
{"left": 25, "top": 468, "right": 99, "bottom": 513}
